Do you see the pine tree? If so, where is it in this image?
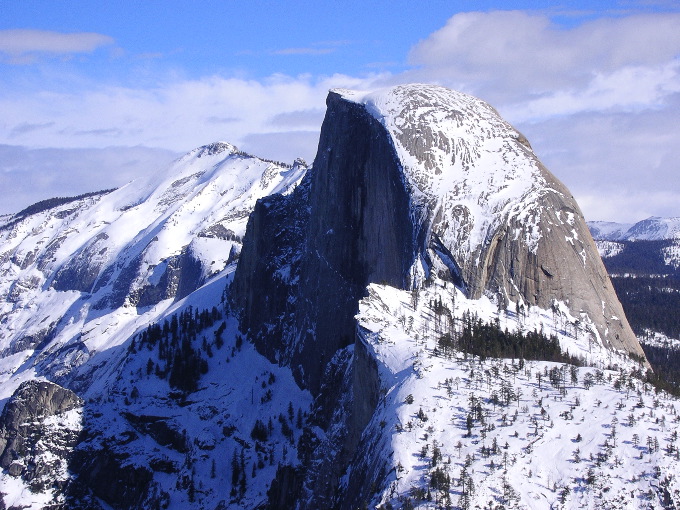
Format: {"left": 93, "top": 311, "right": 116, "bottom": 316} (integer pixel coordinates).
{"left": 230, "top": 450, "right": 239, "bottom": 498}
{"left": 239, "top": 448, "right": 247, "bottom": 498}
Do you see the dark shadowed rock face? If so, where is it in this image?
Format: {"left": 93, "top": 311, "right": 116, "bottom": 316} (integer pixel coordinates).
{"left": 233, "top": 91, "right": 416, "bottom": 394}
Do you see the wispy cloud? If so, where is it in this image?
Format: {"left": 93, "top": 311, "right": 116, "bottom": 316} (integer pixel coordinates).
{"left": 206, "top": 116, "right": 241, "bottom": 124}
{"left": 9, "top": 121, "right": 55, "bottom": 137}
{"left": 0, "top": 73, "right": 387, "bottom": 156}
{"left": 0, "top": 144, "right": 178, "bottom": 215}
{"left": 0, "top": 29, "right": 114, "bottom": 62}
{"left": 269, "top": 108, "right": 325, "bottom": 128}
{"left": 73, "top": 128, "right": 126, "bottom": 137}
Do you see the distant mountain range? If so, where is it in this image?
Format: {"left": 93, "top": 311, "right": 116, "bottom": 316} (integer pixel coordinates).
{"left": 589, "top": 216, "right": 680, "bottom": 398}
{"left": 588, "top": 216, "right": 680, "bottom": 241}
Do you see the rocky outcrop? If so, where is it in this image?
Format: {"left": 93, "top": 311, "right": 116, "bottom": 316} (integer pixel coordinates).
{"left": 474, "top": 184, "right": 640, "bottom": 356}
{"left": 0, "top": 380, "right": 83, "bottom": 496}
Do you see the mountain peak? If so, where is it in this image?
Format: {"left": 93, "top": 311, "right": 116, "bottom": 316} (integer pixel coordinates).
{"left": 235, "top": 83, "right": 645, "bottom": 395}
{"left": 191, "top": 141, "right": 239, "bottom": 158}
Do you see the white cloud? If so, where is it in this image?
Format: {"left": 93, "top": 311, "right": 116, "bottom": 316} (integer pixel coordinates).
{"left": 408, "top": 11, "right": 680, "bottom": 104}
{"left": 0, "top": 73, "right": 385, "bottom": 213}
{"left": 0, "top": 29, "right": 114, "bottom": 62}
{"left": 0, "top": 73, "right": 387, "bottom": 154}
{"left": 269, "top": 108, "right": 326, "bottom": 128}
{"left": 517, "top": 96, "right": 680, "bottom": 222}
{"left": 503, "top": 60, "right": 680, "bottom": 122}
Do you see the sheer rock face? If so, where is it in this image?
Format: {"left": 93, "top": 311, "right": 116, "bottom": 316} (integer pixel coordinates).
{"left": 233, "top": 92, "right": 416, "bottom": 394}
{"left": 234, "top": 84, "right": 645, "bottom": 396}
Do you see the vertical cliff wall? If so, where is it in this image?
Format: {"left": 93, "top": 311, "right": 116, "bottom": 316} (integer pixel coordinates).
{"left": 232, "top": 91, "right": 416, "bottom": 394}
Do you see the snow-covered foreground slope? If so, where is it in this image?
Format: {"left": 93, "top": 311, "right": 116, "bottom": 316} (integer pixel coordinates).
{"left": 351, "top": 281, "right": 680, "bottom": 509}
{"left": 0, "top": 267, "right": 313, "bottom": 509}
{"left": 640, "top": 330, "right": 680, "bottom": 351}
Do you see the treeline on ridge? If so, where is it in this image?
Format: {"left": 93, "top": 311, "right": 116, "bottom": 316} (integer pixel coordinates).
{"left": 12, "top": 188, "right": 117, "bottom": 221}
{"left": 436, "top": 311, "right": 583, "bottom": 366}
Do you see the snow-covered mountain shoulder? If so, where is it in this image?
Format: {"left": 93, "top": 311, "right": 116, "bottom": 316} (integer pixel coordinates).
{"left": 0, "top": 141, "right": 306, "bottom": 400}
{"left": 348, "top": 281, "right": 680, "bottom": 509}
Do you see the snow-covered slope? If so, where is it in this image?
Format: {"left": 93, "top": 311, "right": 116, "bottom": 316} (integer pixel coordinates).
{"left": 594, "top": 240, "right": 625, "bottom": 259}
{"left": 0, "top": 142, "right": 305, "bottom": 399}
{"left": 348, "top": 281, "right": 680, "bottom": 509}
{"left": 0, "top": 271, "right": 314, "bottom": 509}
{"left": 0, "top": 142, "right": 310, "bottom": 508}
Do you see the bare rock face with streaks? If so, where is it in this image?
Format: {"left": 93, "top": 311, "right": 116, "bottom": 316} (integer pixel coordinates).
{"left": 338, "top": 84, "right": 641, "bottom": 359}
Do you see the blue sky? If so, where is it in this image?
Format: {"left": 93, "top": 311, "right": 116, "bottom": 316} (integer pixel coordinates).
{"left": 1, "top": 1, "right": 679, "bottom": 221}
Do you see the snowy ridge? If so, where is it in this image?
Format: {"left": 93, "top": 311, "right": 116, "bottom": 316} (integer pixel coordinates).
{"left": 588, "top": 221, "right": 634, "bottom": 241}
{"left": 0, "top": 142, "right": 311, "bottom": 509}
{"left": 351, "top": 280, "right": 680, "bottom": 509}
